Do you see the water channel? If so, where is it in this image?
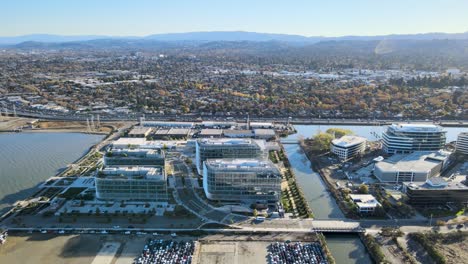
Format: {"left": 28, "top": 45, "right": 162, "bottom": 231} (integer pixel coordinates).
{"left": 282, "top": 123, "right": 466, "bottom": 263}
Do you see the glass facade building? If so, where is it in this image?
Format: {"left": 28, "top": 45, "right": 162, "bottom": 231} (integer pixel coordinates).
{"left": 95, "top": 166, "right": 168, "bottom": 201}
{"left": 382, "top": 124, "right": 446, "bottom": 154}
{"left": 195, "top": 138, "right": 265, "bottom": 175}
{"left": 203, "top": 159, "right": 281, "bottom": 203}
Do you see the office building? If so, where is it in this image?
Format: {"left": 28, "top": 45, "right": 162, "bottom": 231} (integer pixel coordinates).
{"left": 331, "top": 135, "right": 366, "bottom": 161}
{"left": 403, "top": 177, "right": 468, "bottom": 207}
{"left": 203, "top": 159, "right": 281, "bottom": 203}
{"left": 95, "top": 166, "right": 167, "bottom": 201}
{"left": 111, "top": 138, "right": 178, "bottom": 150}
{"left": 455, "top": 132, "right": 468, "bottom": 155}
{"left": 349, "top": 194, "right": 381, "bottom": 213}
{"left": 195, "top": 138, "right": 265, "bottom": 175}
{"left": 382, "top": 124, "right": 446, "bottom": 154}
{"left": 374, "top": 151, "right": 451, "bottom": 183}
{"left": 104, "top": 148, "right": 165, "bottom": 166}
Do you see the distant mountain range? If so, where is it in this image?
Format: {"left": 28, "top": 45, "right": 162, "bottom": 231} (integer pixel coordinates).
{"left": 1, "top": 31, "right": 468, "bottom": 45}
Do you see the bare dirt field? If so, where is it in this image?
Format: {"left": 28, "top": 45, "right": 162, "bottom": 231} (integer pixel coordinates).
{"left": 433, "top": 235, "right": 468, "bottom": 264}
{"left": 195, "top": 241, "right": 269, "bottom": 264}
{"left": 0, "top": 116, "right": 34, "bottom": 130}
{"left": 37, "top": 121, "right": 115, "bottom": 133}
{"left": 0, "top": 234, "right": 103, "bottom": 264}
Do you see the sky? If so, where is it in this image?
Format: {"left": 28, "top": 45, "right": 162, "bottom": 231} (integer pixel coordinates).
{"left": 2, "top": 0, "right": 468, "bottom": 37}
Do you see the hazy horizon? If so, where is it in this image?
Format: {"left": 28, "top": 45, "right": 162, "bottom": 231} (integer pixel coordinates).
{"left": 1, "top": 29, "right": 468, "bottom": 38}
{"left": 3, "top": 0, "right": 468, "bottom": 37}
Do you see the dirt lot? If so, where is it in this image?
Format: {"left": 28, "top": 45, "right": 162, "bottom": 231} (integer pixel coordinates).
{"left": 0, "top": 234, "right": 103, "bottom": 264}
{"left": 0, "top": 116, "right": 34, "bottom": 130}
{"left": 195, "top": 241, "right": 269, "bottom": 264}
{"left": 37, "top": 121, "right": 114, "bottom": 133}
{"left": 194, "top": 233, "right": 318, "bottom": 264}
{"left": 433, "top": 234, "right": 468, "bottom": 264}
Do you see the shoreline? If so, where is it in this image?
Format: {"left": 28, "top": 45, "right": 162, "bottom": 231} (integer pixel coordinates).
{"left": 0, "top": 128, "right": 109, "bottom": 135}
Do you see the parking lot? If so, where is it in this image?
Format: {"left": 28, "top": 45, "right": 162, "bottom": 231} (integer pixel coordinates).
{"left": 134, "top": 239, "right": 195, "bottom": 264}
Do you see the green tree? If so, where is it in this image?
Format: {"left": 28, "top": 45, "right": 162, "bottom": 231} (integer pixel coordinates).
{"left": 253, "top": 209, "right": 258, "bottom": 217}
{"left": 312, "top": 132, "right": 334, "bottom": 152}
{"left": 326, "top": 128, "right": 354, "bottom": 138}
{"left": 358, "top": 184, "right": 369, "bottom": 194}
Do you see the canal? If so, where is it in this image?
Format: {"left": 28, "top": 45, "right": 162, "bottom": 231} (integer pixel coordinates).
{"left": 282, "top": 123, "right": 466, "bottom": 263}
{"left": 283, "top": 143, "right": 372, "bottom": 264}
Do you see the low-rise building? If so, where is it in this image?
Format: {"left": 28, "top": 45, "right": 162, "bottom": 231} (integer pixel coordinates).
{"left": 223, "top": 129, "right": 253, "bottom": 138}
{"left": 166, "top": 128, "right": 191, "bottom": 139}
{"left": 331, "top": 135, "right": 366, "bottom": 161}
{"left": 127, "top": 126, "right": 152, "bottom": 138}
{"left": 374, "top": 151, "right": 451, "bottom": 183}
{"left": 254, "top": 129, "right": 276, "bottom": 140}
{"left": 104, "top": 148, "right": 165, "bottom": 166}
{"left": 152, "top": 128, "right": 170, "bottom": 139}
{"left": 455, "top": 132, "right": 468, "bottom": 155}
{"left": 403, "top": 177, "right": 468, "bottom": 207}
{"left": 95, "top": 166, "right": 168, "bottom": 201}
{"left": 203, "top": 159, "right": 281, "bottom": 203}
{"left": 199, "top": 129, "right": 223, "bottom": 138}
{"left": 349, "top": 194, "right": 381, "bottom": 213}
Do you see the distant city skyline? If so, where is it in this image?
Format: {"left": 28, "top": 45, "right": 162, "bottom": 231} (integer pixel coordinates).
{"left": 3, "top": 0, "right": 468, "bottom": 37}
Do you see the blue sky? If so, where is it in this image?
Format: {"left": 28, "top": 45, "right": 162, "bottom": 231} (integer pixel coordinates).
{"left": 3, "top": 0, "right": 468, "bottom": 37}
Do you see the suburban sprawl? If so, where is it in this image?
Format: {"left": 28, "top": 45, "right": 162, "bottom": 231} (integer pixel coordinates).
{"left": 0, "top": 38, "right": 467, "bottom": 264}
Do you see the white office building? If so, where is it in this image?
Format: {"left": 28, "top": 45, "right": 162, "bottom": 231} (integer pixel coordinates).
{"left": 331, "top": 135, "right": 366, "bottom": 161}
{"left": 455, "top": 132, "right": 468, "bottom": 155}
{"left": 104, "top": 148, "right": 165, "bottom": 166}
{"left": 374, "top": 151, "right": 451, "bottom": 183}
{"left": 203, "top": 159, "right": 281, "bottom": 203}
{"left": 195, "top": 138, "right": 265, "bottom": 175}
{"left": 349, "top": 194, "right": 381, "bottom": 213}
{"left": 382, "top": 124, "right": 446, "bottom": 154}
{"left": 95, "top": 166, "right": 167, "bottom": 201}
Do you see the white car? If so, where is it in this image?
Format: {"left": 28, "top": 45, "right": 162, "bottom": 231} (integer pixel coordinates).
{"left": 171, "top": 233, "right": 177, "bottom": 237}
{"left": 58, "top": 230, "right": 65, "bottom": 234}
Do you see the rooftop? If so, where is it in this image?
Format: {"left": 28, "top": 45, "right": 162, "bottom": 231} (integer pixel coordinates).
{"left": 111, "top": 138, "right": 180, "bottom": 149}
{"left": 223, "top": 129, "right": 252, "bottom": 135}
{"left": 198, "top": 138, "right": 259, "bottom": 146}
{"left": 375, "top": 151, "right": 451, "bottom": 173}
{"left": 199, "top": 129, "right": 223, "bottom": 136}
{"left": 349, "top": 194, "right": 380, "bottom": 208}
{"left": 254, "top": 129, "right": 276, "bottom": 135}
{"left": 331, "top": 135, "right": 366, "bottom": 148}
{"left": 99, "top": 166, "right": 165, "bottom": 181}
{"left": 388, "top": 123, "right": 446, "bottom": 133}
{"left": 107, "top": 148, "right": 163, "bottom": 158}
{"left": 205, "top": 158, "right": 280, "bottom": 175}
{"left": 404, "top": 177, "right": 468, "bottom": 191}
{"left": 128, "top": 126, "right": 152, "bottom": 135}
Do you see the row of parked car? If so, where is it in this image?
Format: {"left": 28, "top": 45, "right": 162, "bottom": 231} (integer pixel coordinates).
{"left": 134, "top": 239, "right": 194, "bottom": 264}
{"left": 268, "top": 241, "right": 328, "bottom": 264}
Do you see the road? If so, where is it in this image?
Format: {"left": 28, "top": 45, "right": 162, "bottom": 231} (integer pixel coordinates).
{"left": 4, "top": 105, "right": 467, "bottom": 127}
{"left": 172, "top": 160, "right": 249, "bottom": 224}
